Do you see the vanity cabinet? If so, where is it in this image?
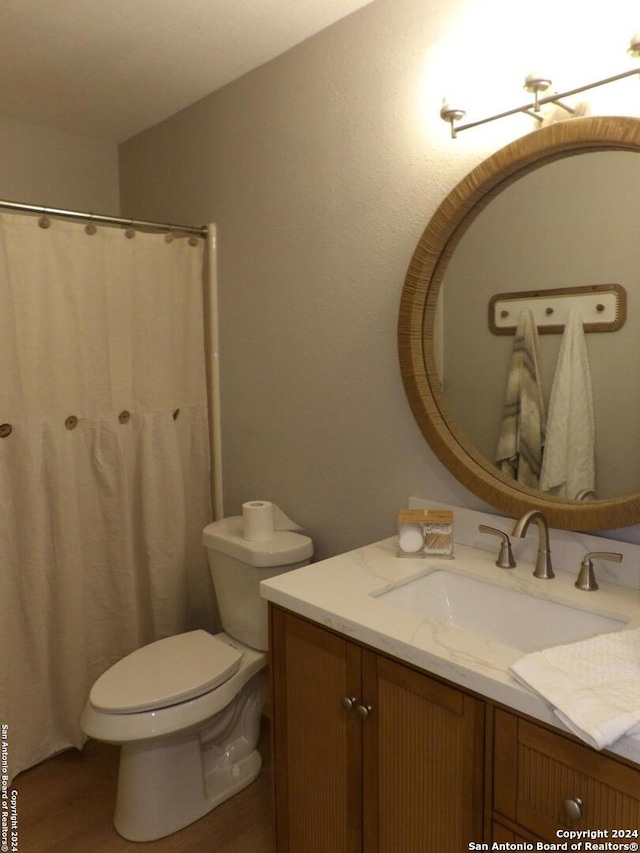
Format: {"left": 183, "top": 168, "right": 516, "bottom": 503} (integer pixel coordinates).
{"left": 269, "top": 607, "right": 485, "bottom": 853}
{"left": 493, "top": 708, "right": 640, "bottom": 839}
{"left": 270, "top": 606, "right": 640, "bottom": 850}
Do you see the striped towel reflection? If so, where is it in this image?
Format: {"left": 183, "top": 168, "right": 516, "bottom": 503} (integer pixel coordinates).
{"left": 495, "top": 309, "right": 546, "bottom": 489}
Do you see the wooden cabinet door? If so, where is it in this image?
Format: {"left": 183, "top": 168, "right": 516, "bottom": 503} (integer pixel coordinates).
{"left": 270, "top": 608, "right": 363, "bottom": 853}
{"left": 361, "top": 652, "right": 485, "bottom": 853}
{"left": 492, "top": 822, "right": 539, "bottom": 844}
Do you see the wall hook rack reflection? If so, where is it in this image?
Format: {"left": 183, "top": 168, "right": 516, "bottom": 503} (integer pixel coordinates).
{"left": 488, "top": 284, "right": 627, "bottom": 335}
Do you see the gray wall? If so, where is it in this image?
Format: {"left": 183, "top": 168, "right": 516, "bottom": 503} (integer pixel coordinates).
{"left": 0, "top": 115, "right": 119, "bottom": 213}
{"left": 118, "top": 0, "right": 640, "bottom": 558}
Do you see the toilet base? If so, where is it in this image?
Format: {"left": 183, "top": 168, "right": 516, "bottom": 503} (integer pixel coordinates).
{"left": 114, "top": 739, "right": 263, "bottom": 842}
{"left": 111, "top": 670, "right": 267, "bottom": 842}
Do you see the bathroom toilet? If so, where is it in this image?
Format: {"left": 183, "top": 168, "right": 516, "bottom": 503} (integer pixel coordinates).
{"left": 80, "top": 516, "right": 312, "bottom": 842}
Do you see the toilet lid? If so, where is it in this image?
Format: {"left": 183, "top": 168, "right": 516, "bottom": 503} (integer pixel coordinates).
{"left": 90, "top": 631, "right": 243, "bottom": 714}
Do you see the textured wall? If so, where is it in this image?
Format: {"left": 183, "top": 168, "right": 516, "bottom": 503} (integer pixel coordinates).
{"left": 0, "top": 115, "right": 119, "bottom": 213}
{"left": 119, "top": 0, "right": 640, "bottom": 557}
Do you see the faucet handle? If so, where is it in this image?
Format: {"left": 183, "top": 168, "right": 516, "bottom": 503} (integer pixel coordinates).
{"left": 479, "top": 525, "right": 516, "bottom": 569}
{"left": 575, "top": 551, "right": 623, "bottom": 591}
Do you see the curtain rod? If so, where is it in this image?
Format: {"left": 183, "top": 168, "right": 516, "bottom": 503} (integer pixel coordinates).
{"left": 0, "top": 198, "right": 208, "bottom": 237}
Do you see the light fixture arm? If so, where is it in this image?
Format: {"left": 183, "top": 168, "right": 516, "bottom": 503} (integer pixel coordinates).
{"left": 442, "top": 66, "right": 640, "bottom": 138}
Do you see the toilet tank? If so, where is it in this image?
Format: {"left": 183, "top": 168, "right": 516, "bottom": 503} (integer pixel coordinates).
{"left": 202, "top": 517, "right": 313, "bottom": 651}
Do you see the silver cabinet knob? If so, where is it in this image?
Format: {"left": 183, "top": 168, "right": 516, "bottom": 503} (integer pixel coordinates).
{"left": 356, "top": 704, "right": 372, "bottom": 720}
{"left": 562, "top": 797, "right": 583, "bottom": 820}
{"left": 341, "top": 696, "right": 358, "bottom": 712}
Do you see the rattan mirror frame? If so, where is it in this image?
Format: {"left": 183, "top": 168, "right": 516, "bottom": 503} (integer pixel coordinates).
{"left": 398, "top": 116, "right": 640, "bottom": 530}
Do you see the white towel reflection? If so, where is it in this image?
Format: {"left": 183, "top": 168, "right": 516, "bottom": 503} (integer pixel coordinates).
{"left": 540, "top": 306, "right": 596, "bottom": 499}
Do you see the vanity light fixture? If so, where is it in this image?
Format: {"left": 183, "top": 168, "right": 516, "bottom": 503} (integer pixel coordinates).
{"left": 439, "top": 102, "right": 466, "bottom": 136}
{"left": 441, "top": 35, "right": 640, "bottom": 138}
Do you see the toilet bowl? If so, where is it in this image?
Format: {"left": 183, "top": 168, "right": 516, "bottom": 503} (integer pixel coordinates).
{"left": 81, "top": 516, "right": 312, "bottom": 842}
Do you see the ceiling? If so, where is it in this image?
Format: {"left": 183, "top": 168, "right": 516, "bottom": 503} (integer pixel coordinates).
{"left": 0, "top": 0, "right": 374, "bottom": 144}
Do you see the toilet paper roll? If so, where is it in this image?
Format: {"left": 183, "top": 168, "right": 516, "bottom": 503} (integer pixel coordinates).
{"left": 242, "top": 501, "right": 274, "bottom": 541}
{"left": 242, "top": 500, "right": 302, "bottom": 541}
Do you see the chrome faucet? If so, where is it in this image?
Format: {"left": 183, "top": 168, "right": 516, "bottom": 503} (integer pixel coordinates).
{"left": 478, "top": 525, "right": 516, "bottom": 568}
{"left": 575, "top": 551, "right": 622, "bottom": 591}
{"left": 511, "top": 510, "right": 555, "bottom": 579}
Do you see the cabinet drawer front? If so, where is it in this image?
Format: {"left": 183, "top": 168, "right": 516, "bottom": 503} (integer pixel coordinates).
{"left": 494, "top": 710, "right": 640, "bottom": 840}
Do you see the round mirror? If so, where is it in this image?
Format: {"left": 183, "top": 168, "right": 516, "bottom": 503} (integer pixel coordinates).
{"left": 398, "top": 116, "right": 640, "bottom": 530}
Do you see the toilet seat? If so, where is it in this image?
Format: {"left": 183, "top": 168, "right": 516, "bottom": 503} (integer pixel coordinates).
{"left": 89, "top": 630, "right": 243, "bottom": 714}
{"left": 81, "top": 635, "right": 266, "bottom": 744}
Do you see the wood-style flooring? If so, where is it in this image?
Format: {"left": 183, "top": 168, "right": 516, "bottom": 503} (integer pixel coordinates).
{"left": 13, "top": 723, "right": 273, "bottom": 852}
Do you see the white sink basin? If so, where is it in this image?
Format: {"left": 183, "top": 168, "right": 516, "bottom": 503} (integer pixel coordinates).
{"left": 375, "top": 569, "right": 627, "bottom": 653}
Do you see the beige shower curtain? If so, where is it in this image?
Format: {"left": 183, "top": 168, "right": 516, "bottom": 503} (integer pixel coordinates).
{"left": 0, "top": 213, "right": 214, "bottom": 783}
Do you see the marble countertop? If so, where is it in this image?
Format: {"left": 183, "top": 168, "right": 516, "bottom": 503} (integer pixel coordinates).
{"left": 260, "top": 504, "right": 640, "bottom": 766}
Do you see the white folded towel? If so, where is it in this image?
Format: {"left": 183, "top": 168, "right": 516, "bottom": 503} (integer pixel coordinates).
{"left": 495, "top": 309, "right": 546, "bottom": 489}
{"left": 539, "top": 307, "right": 595, "bottom": 499}
{"left": 510, "top": 627, "right": 640, "bottom": 750}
